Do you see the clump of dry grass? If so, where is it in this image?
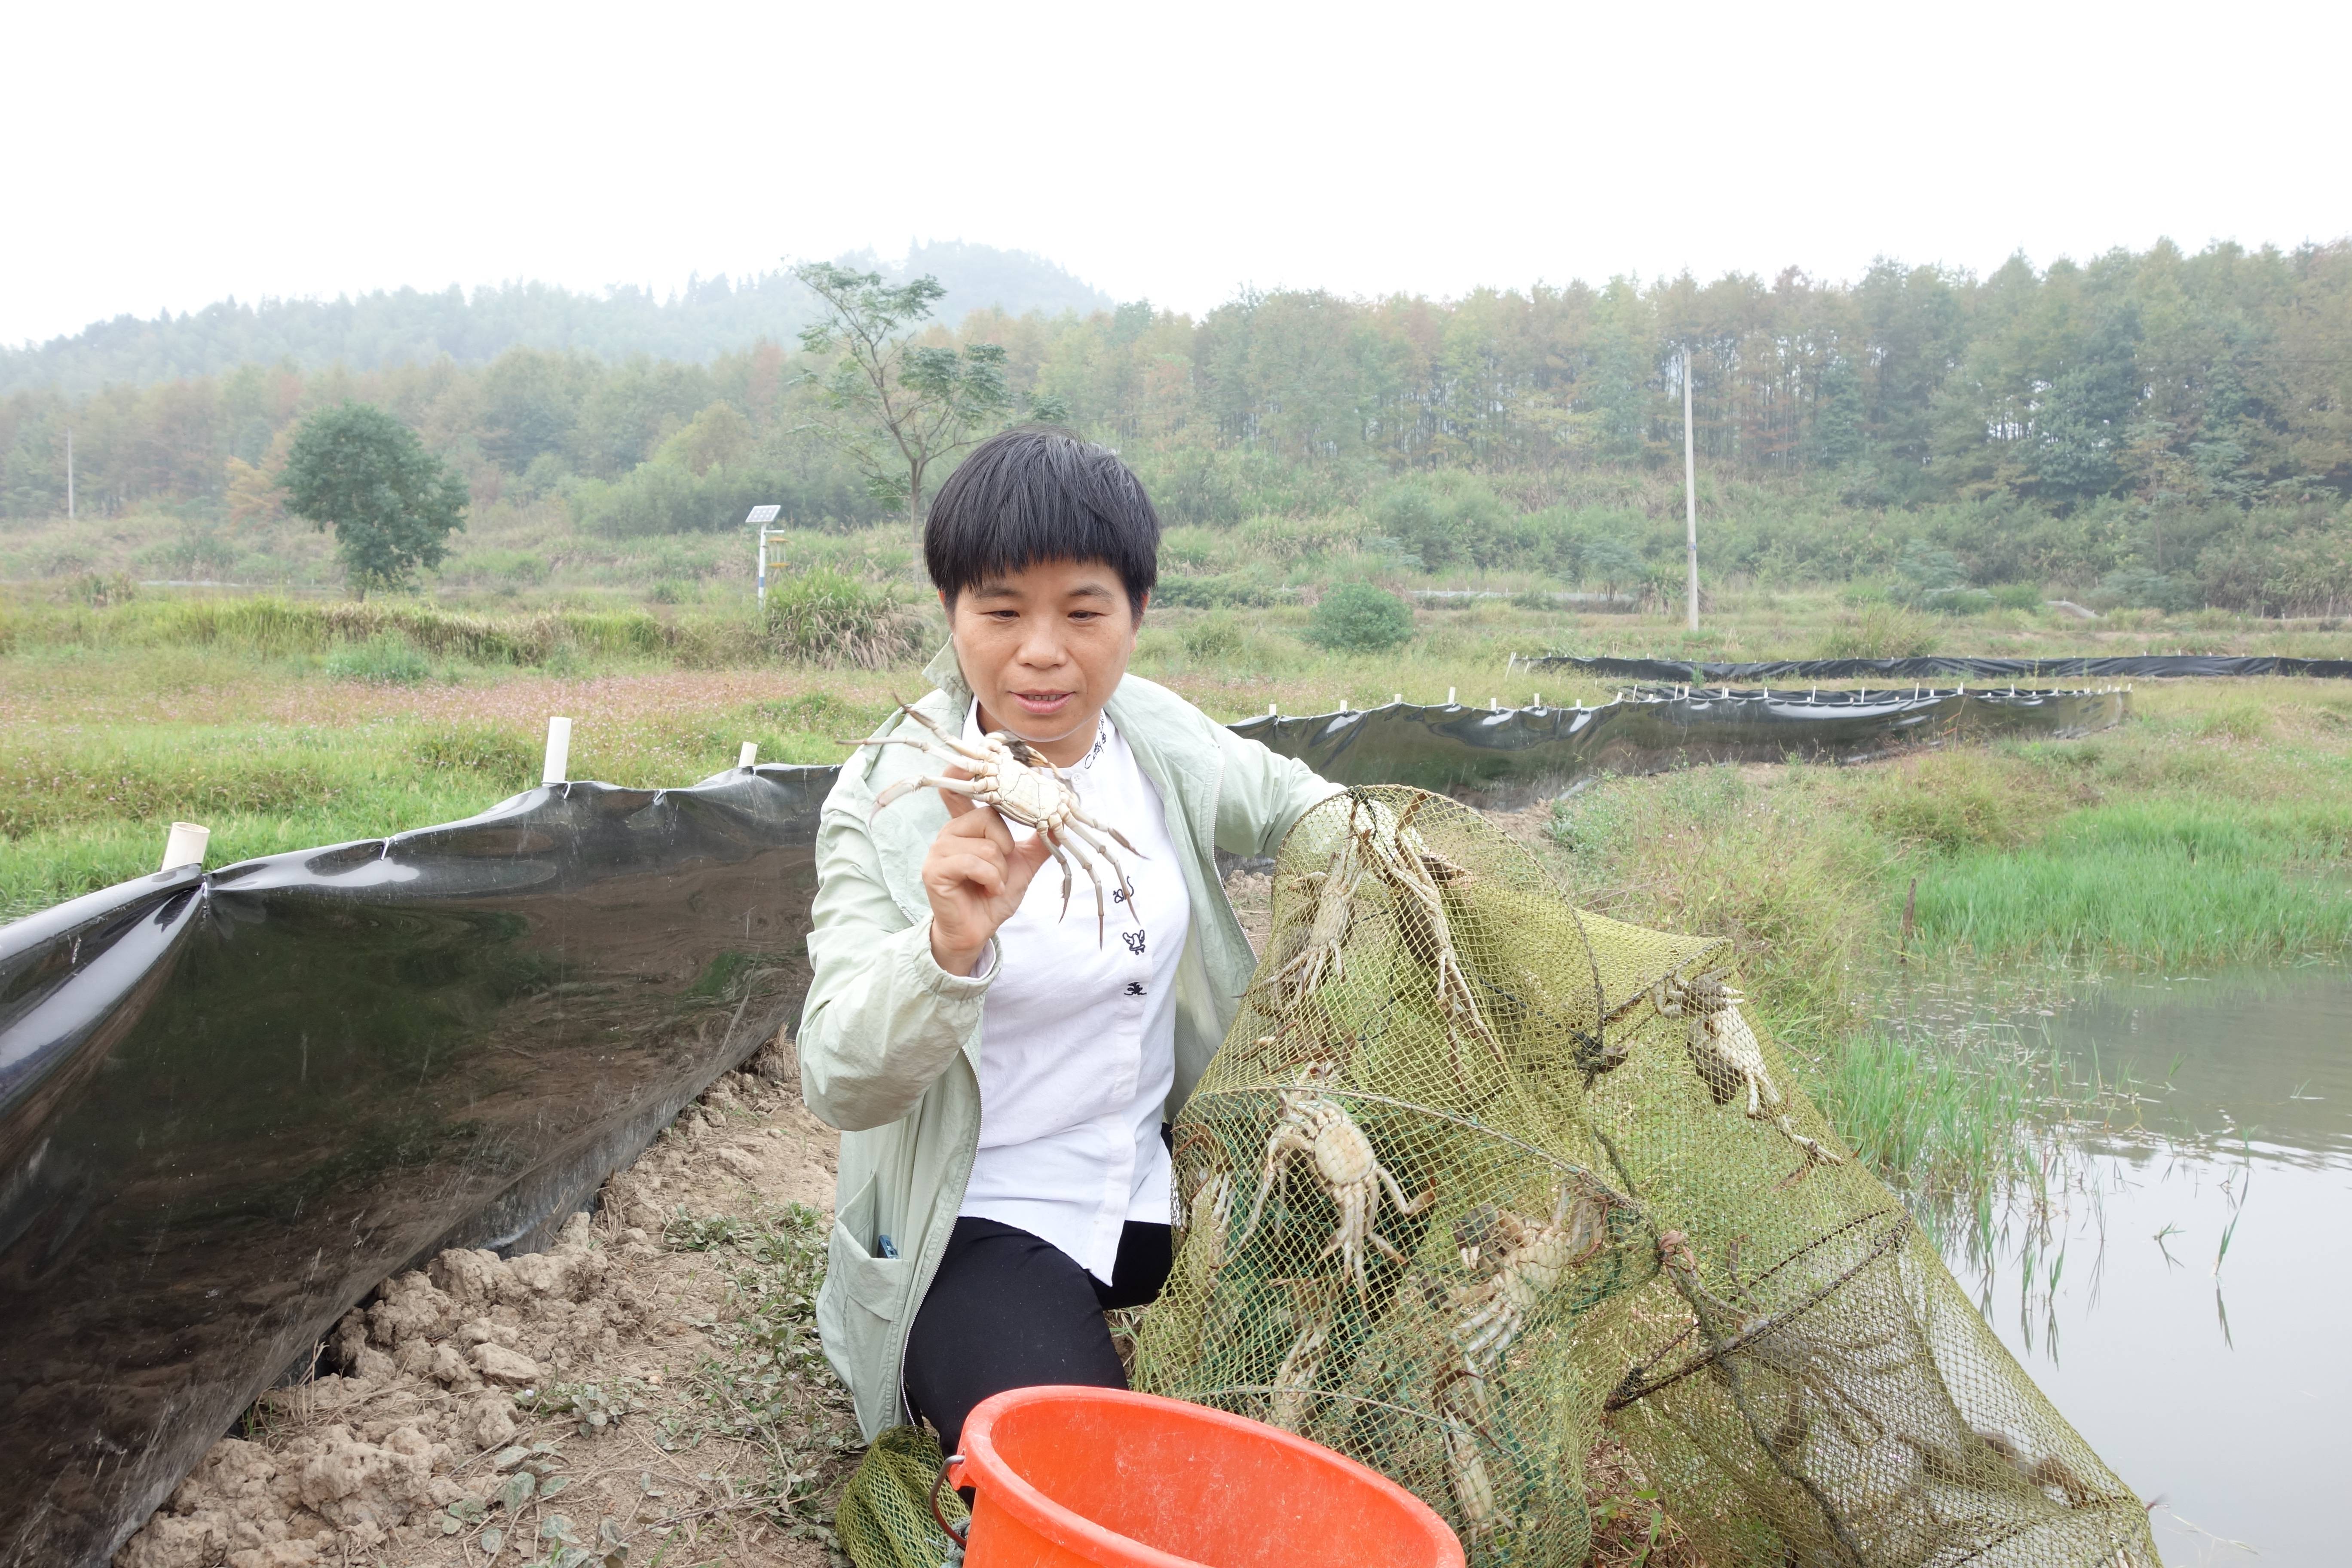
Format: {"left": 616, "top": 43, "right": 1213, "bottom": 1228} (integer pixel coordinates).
{"left": 762, "top": 570, "right": 932, "bottom": 669}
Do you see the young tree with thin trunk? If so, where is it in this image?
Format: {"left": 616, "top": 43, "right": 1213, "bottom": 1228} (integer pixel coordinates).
{"left": 793, "top": 262, "right": 1011, "bottom": 531}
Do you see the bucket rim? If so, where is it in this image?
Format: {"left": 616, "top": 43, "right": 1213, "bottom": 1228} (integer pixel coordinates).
{"left": 952, "top": 1384, "right": 1464, "bottom": 1568}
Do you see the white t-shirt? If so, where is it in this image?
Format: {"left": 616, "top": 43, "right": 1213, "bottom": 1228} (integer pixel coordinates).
{"left": 956, "top": 706, "right": 1189, "bottom": 1283}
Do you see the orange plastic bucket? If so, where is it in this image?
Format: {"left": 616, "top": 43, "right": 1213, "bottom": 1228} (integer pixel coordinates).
{"left": 940, "top": 1385, "right": 1464, "bottom": 1568}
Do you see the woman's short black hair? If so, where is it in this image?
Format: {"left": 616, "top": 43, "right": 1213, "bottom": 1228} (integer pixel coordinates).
{"left": 924, "top": 425, "right": 1159, "bottom": 617}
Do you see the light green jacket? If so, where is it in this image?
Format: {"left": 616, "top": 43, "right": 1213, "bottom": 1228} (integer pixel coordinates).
{"left": 800, "top": 644, "right": 1336, "bottom": 1439}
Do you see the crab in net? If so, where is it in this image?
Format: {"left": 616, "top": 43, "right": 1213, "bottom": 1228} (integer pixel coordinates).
{"left": 1617, "top": 1225, "right": 2155, "bottom": 1568}
{"left": 1427, "top": 1178, "right": 1639, "bottom": 1539}
{"left": 1653, "top": 965, "right": 1844, "bottom": 1184}
{"left": 1230, "top": 1060, "right": 1433, "bottom": 1292}
{"left": 1257, "top": 793, "right": 1504, "bottom": 1075}
{"left": 850, "top": 698, "right": 1144, "bottom": 943}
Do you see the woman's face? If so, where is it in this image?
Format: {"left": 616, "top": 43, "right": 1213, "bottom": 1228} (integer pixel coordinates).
{"left": 946, "top": 558, "right": 1142, "bottom": 769}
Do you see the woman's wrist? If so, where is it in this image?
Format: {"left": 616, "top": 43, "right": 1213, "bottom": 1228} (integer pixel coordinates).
{"left": 929, "top": 924, "right": 987, "bottom": 978}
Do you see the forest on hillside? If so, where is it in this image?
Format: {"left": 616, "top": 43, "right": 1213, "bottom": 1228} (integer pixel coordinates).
{"left": 3, "top": 239, "right": 2349, "bottom": 613}
{"left": 0, "top": 242, "right": 1114, "bottom": 397}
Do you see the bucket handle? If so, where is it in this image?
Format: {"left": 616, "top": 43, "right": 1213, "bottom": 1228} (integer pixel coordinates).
{"left": 930, "top": 1454, "right": 970, "bottom": 1553}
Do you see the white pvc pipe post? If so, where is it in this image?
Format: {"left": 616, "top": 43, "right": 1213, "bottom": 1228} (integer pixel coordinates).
{"left": 738, "top": 741, "right": 758, "bottom": 770}
{"left": 542, "top": 717, "right": 573, "bottom": 786}
{"left": 1392, "top": 692, "right": 1403, "bottom": 705}
{"left": 1268, "top": 703, "right": 1277, "bottom": 717}
{"left": 160, "top": 822, "right": 210, "bottom": 872}
{"left": 1446, "top": 688, "right": 1456, "bottom": 705}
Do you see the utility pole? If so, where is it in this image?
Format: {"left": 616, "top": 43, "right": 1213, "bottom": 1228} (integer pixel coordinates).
{"left": 66, "top": 428, "right": 75, "bottom": 520}
{"left": 1682, "top": 349, "right": 1698, "bottom": 633}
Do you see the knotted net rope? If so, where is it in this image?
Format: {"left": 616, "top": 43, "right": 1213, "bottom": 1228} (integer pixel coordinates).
{"left": 1131, "top": 787, "right": 2159, "bottom": 1568}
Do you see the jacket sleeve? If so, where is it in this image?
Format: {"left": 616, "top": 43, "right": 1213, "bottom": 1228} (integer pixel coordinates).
{"left": 797, "top": 803, "right": 995, "bottom": 1133}
{"left": 1210, "top": 723, "right": 1346, "bottom": 859}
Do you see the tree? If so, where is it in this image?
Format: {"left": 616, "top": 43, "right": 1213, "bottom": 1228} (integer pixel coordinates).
{"left": 280, "top": 403, "right": 468, "bottom": 597}
{"left": 793, "top": 261, "right": 1011, "bottom": 530}
{"left": 1580, "top": 535, "right": 1645, "bottom": 601}
{"left": 1305, "top": 582, "right": 1415, "bottom": 652}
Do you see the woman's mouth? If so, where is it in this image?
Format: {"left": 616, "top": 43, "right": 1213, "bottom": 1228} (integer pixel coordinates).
{"left": 1011, "top": 689, "right": 1075, "bottom": 717}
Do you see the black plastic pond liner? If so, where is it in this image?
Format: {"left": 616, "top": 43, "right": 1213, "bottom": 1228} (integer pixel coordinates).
{"left": 1524, "top": 652, "right": 2352, "bottom": 682}
{"left": 0, "top": 768, "right": 828, "bottom": 1566}
{"left": 1228, "top": 686, "right": 2127, "bottom": 810}
{"left": 0, "top": 688, "right": 2125, "bottom": 1565}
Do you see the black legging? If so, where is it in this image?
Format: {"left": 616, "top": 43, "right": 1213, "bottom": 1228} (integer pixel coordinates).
{"left": 901, "top": 1216, "right": 1172, "bottom": 1455}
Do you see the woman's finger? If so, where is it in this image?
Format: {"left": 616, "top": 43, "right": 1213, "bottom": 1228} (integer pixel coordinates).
{"left": 937, "top": 802, "right": 1015, "bottom": 855}
{"left": 935, "top": 766, "right": 982, "bottom": 819}
{"left": 1010, "top": 832, "right": 1057, "bottom": 876}
{"left": 934, "top": 852, "right": 1005, "bottom": 898}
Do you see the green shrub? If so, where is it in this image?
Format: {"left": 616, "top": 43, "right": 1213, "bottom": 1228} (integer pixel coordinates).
{"left": 1991, "top": 582, "right": 2043, "bottom": 610}
{"left": 1153, "top": 573, "right": 1276, "bottom": 609}
{"left": 1918, "top": 586, "right": 1996, "bottom": 616}
{"left": 2096, "top": 566, "right": 2196, "bottom": 613}
{"left": 763, "top": 569, "right": 927, "bottom": 668}
{"left": 1305, "top": 583, "right": 1415, "bottom": 652}
{"left": 65, "top": 572, "right": 137, "bottom": 608}
{"left": 1368, "top": 473, "right": 1514, "bottom": 572}
{"left": 323, "top": 631, "right": 432, "bottom": 683}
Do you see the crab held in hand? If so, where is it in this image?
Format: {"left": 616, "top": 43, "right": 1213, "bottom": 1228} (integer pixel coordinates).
{"left": 853, "top": 698, "right": 1143, "bottom": 945}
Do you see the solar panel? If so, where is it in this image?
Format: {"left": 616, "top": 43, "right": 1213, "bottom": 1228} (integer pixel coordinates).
{"left": 745, "top": 504, "right": 782, "bottom": 524}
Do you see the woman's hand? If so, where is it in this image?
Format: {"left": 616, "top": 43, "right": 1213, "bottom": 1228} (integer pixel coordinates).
{"left": 922, "top": 780, "right": 1055, "bottom": 976}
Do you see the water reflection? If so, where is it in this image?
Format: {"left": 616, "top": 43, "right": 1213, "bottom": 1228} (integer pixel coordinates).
{"left": 1935, "top": 971, "right": 2352, "bottom": 1567}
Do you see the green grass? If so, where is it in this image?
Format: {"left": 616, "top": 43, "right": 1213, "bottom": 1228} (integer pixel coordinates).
{"left": 1528, "top": 682, "right": 2352, "bottom": 1198}
{"left": 1809, "top": 1027, "right": 2059, "bottom": 1203}
{"left": 1917, "top": 799, "right": 2352, "bottom": 966}
{"left": 0, "top": 697, "right": 897, "bottom": 920}
{"left": 0, "top": 593, "right": 775, "bottom": 670}
{"left": 8, "top": 584, "right": 2352, "bottom": 1214}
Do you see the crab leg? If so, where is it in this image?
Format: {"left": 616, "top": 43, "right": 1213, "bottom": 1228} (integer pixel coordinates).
{"left": 1059, "top": 816, "right": 1139, "bottom": 905}
{"left": 850, "top": 730, "right": 999, "bottom": 769}
{"left": 871, "top": 773, "right": 991, "bottom": 816}
{"left": 1233, "top": 1132, "right": 1299, "bottom": 1252}
{"left": 1052, "top": 827, "right": 1112, "bottom": 944}
{"left": 879, "top": 701, "right": 1001, "bottom": 761}
{"left": 1072, "top": 810, "right": 1145, "bottom": 859}
{"left": 1043, "top": 833, "right": 1076, "bottom": 921}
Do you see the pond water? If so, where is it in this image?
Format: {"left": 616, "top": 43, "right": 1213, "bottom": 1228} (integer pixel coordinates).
{"left": 1934, "top": 970, "right": 2352, "bottom": 1566}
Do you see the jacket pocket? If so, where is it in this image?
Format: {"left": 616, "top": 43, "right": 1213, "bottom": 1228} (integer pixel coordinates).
{"left": 826, "top": 1172, "right": 906, "bottom": 1324}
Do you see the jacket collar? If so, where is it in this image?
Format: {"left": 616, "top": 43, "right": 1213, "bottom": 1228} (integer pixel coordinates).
{"left": 920, "top": 643, "right": 971, "bottom": 710}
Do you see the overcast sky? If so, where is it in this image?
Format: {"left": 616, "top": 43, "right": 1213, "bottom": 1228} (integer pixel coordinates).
{"left": 6, "top": 0, "right": 2344, "bottom": 347}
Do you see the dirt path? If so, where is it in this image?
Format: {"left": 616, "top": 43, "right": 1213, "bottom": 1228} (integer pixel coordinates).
{"left": 119, "top": 1042, "right": 856, "bottom": 1568}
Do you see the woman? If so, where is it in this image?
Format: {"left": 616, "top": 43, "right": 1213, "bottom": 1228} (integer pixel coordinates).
{"left": 799, "top": 426, "right": 1336, "bottom": 1453}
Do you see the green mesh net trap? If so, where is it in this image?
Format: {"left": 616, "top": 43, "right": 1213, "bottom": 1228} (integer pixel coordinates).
{"left": 837, "top": 1424, "right": 967, "bottom": 1568}
{"left": 1127, "top": 787, "right": 2159, "bottom": 1568}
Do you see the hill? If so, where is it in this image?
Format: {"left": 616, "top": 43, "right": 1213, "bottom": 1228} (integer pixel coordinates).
{"left": 0, "top": 241, "right": 1115, "bottom": 396}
